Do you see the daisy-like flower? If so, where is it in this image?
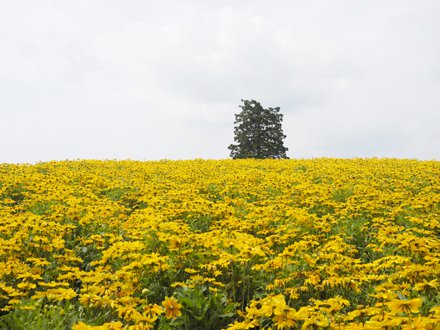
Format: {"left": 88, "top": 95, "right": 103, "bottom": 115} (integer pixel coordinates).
{"left": 161, "top": 296, "right": 182, "bottom": 319}
{"left": 414, "top": 279, "right": 439, "bottom": 291}
{"left": 387, "top": 298, "right": 423, "bottom": 314}
{"left": 143, "top": 303, "right": 163, "bottom": 317}
{"left": 17, "top": 282, "right": 37, "bottom": 291}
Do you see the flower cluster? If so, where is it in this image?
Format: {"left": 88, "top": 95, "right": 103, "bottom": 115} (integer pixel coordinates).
{"left": 0, "top": 159, "right": 439, "bottom": 329}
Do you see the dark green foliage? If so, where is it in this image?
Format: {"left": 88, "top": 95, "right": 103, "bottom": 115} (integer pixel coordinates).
{"left": 228, "top": 100, "right": 288, "bottom": 159}
{"left": 1, "top": 183, "right": 26, "bottom": 205}
{"left": 160, "top": 286, "right": 237, "bottom": 330}
{"left": 184, "top": 213, "right": 213, "bottom": 233}
{"left": 0, "top": 300, "right": 83, "bottom": 330}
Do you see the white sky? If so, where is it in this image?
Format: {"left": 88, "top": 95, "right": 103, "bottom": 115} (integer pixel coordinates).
{"left": 1, "top": 1, "right": 439, "bottom": 163}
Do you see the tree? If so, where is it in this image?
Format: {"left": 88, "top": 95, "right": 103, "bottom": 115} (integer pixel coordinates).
{"left": 228, "top": 99, "right": 289, "bottom": 159}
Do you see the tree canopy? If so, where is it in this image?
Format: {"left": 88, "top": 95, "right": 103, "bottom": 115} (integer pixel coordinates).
{"left": 228, "top": 99, "right": 288, "bottom": 159}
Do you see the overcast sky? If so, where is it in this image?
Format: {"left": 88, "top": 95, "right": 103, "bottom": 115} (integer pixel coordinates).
{"left": 1, "top": 1, "right": 439, "bottom": 163}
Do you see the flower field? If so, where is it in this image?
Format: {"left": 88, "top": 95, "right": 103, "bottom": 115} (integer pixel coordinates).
{"left": 0, "top": 159, "right": 439, "bottom": 329}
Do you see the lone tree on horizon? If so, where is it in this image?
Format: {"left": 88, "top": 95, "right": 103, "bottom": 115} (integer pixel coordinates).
{"left": 228, "top": 99, "right": 289, "bottom": 159}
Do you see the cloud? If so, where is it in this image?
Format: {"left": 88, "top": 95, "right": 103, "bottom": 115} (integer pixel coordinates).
{"left": 0, "top": 0, "right": 439, "bottom": 162}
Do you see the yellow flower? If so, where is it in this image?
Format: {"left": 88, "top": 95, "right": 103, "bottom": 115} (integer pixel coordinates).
{"left": 72, "top": 321, "right": 123, "bottom": 330}
{"left": 273, "top": 309, "right": 296, "bottom": 329}
{"left": 387, "top": 298, "right": 423, "bottom": 314}
{"left": 32, "top": 288, "right": 77, "bottom": 301}
{"left": 161, "top": 296, "right": 182, "bottom": 319}
{"left": 430, "top": 305, "right": 440, "bottom": 316}
{"left": 414, "top": 279, "right": 439, "bottom": 291}
{"left": 227, "top": 320, "right": 256, "bottom": 329}
{"left": 17, "top": 282, "right": 36, "bottom": 290}
{"left": 72, "top": 322, "right": 92, "bottom": 330}
{"left": 401, "top": 316, "right": 437, "bottom": 330}
{"left": 184, "top": 268, "right": 198, "bottom": 274}
{"left": 143, "top": 303, "right": 163, "bottom": 317}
